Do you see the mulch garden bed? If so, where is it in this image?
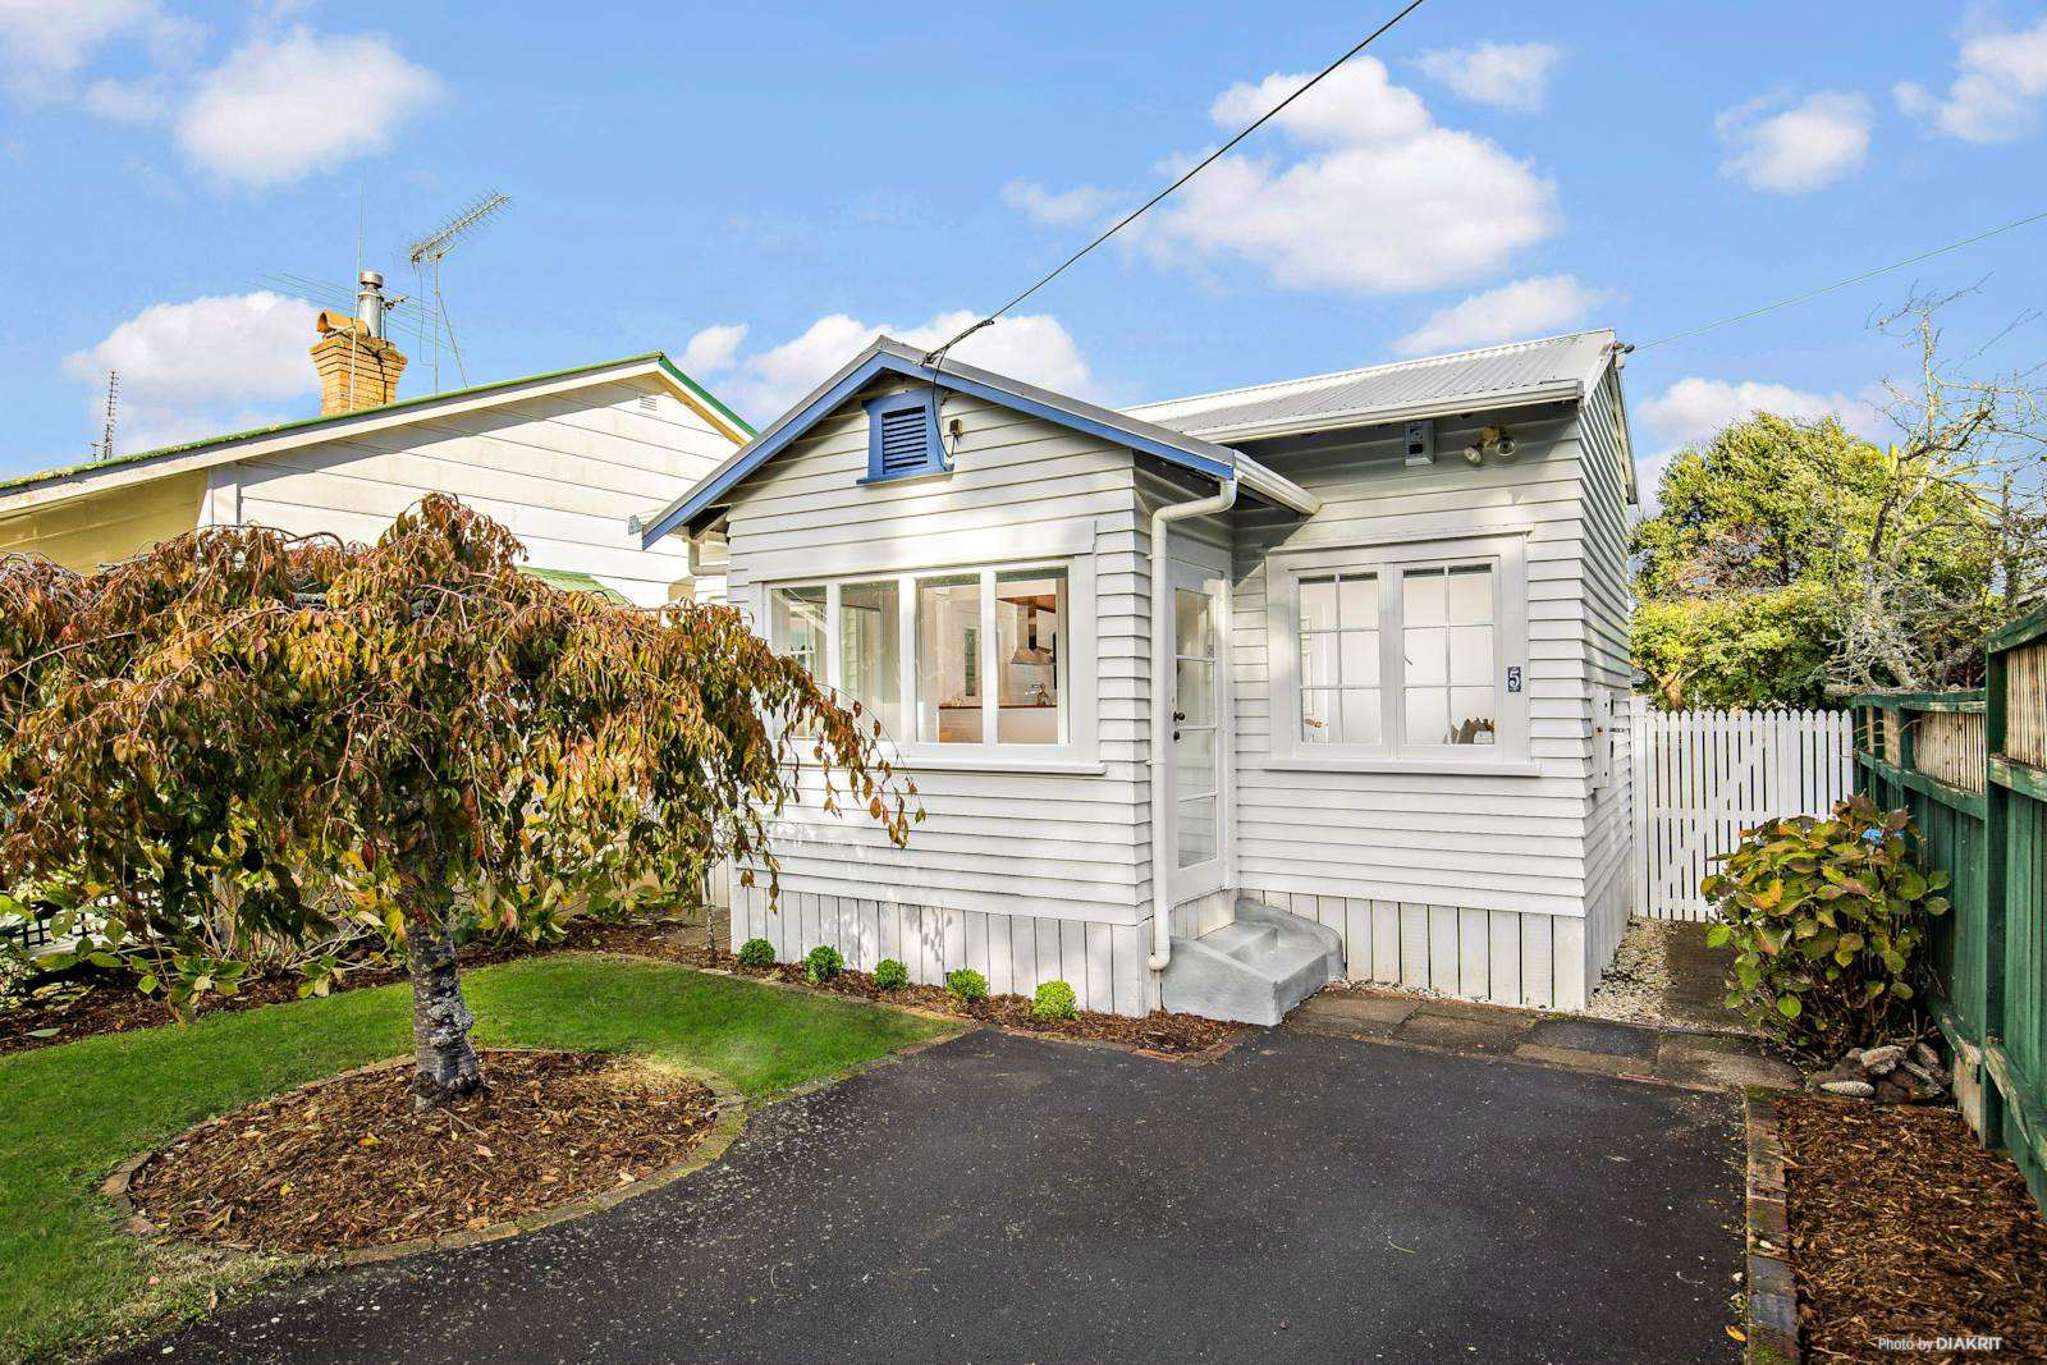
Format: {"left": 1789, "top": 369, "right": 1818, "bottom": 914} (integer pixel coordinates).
{"left": 3, "top": 913, "right": 1236, "bottom": 1058}
{"left": 125, "top": 1049, "right": 719, "bottom": 1256}
{"left": 1780, "top": 1094, "right": 2047, "bottom": 1360}
{"left": 716, "top": 957, "right": 1237, "bottom": 1056}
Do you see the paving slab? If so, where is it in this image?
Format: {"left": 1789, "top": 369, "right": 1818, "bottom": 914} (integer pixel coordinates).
{"left": 1389, "top": 1010, "right": 1529, "bottom": 1052}
{"left": 118, "top": 1029, "right": 1742, "bottom": 1365}
{"left": 1292, "top": 990, "right": 1421, "bottom": 1031}
{"left": 1657, "top": 1040, "right": 1801, "bottom": 1092}
{"left": 1524, "top": 1016, "right": 1662, "bottom": 1060}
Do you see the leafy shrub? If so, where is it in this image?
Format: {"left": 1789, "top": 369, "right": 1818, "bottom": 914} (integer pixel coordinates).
{"left": 805, "top": 944, "right": 844, "bottom": 983}
{"left": 873, "top": 957, "right": 909, "bottom": 990}
{"left": 945, "top": 968, "right": 989, "bottom": 1004}
{"left": 737, "top": 937, "right": 776, "bottom": 968}
{"left": 1032, "top": 979, "right": 1077, "bottom": 1020}
{"left": 1703, "top": 792, "right": 1949, "bottom": 1055}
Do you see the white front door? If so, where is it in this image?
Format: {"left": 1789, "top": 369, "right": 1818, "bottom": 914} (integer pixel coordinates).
{"left": 1168, "top": 568, "right": 1227, "bottom": 902}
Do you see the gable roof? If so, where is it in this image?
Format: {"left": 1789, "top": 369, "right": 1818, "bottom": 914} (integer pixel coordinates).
{"left": 1, "top": 352, "right": 754, "bottom": 510}
{"left": 637, "top": 338, "right": 1318, "bottom": 547}
{"left": 1125, "top": 330, "right": 1620, "bottom": 442}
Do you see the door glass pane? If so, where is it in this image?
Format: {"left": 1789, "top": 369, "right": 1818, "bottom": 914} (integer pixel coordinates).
{"left": 916, "top": 574, "right": 982, "bottom": 744}
{"left": 996, "top": 569, "right": 1065, "bottom": 744}
{"left": 1340, "top": 630, "right": 1380, "bottom": 687}
{"left": 1175, "top": 586, "right": 1213, "bottom": 656}
{"left": 1298, "top": 577, "right": 1337, "bottom": 633}
{"left": 1301, "top": 688, "right": 1334, "bottom": 743}
{"left": 1177, "top": 796, "right": 1217, "bottom": 868}
{"left": 1341, "top": 689, "right": 1382, "bottom": 746}
{"left": 1175, "top": 728, "right": 1216, "bottom": 798}
{"left": 1176, "top": 659, "right": 1215, "bottom": 725}
{"left": 770, "top": 585, "right": 826, "bottom": 677}
{"left": 838, "top": 580, "right": 902, "bottom": 741}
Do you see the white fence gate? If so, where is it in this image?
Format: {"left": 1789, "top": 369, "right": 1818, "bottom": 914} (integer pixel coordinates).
{"left": 1630, "top": 703, "right": 1854, "bottom": 920}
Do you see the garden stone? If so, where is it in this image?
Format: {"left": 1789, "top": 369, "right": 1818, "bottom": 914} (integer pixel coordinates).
{"left": 1858, "top": 1044, "right": 1905, "bottom": 1074}
{"left": 1819, "top": 1079, "right": 1875, "bottom": 1098}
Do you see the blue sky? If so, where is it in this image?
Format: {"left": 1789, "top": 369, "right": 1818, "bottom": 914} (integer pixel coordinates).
{"left": 2, "top": 1, "right": 2044, "bottom": 485}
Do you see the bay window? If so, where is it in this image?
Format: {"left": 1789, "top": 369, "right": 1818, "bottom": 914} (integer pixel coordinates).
{"left": 767, "top": 559, "right": 1082, "bottom": 763}
{"left": 1268, "top": 534, "right": 1530, "bottom": 768}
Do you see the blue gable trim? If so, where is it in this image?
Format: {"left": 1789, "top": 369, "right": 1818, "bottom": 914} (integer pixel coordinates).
{"left": 639, "top": 347, "right": 1240, "bottom": 547}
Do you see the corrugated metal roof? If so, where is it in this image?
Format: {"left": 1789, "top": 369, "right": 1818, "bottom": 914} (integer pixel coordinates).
{"left": 1125, "top": 330, "right": 1617, "bottom": 440}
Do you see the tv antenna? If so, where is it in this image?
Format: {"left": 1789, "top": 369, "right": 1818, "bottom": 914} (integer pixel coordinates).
{"left": 405, "top": 191, "right": 512, "bottom": 393}
{"left": 91, "top": 370, "right": 118, "bottom": 460}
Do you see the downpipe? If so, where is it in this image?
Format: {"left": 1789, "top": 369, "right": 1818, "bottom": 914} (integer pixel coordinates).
{"left": 1148, "top": 475, "right": 1239, "bottom": 974}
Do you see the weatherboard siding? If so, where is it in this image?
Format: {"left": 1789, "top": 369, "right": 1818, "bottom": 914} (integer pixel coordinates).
{"left": 226, "top": 377, "right": 731, "bottom": 605}
{"left": 722, "top": 389, "right": 1153, "bottom": 975}
{"left": 1220, "top": 403, "right": 1623, "bottom": 1009}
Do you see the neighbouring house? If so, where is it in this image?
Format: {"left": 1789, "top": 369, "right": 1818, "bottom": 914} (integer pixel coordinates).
{"left": 639, "top": 330, "right": 1639, "bottom": 1022}
{"left": 0, "top": 277, "right": 753, "bottom": 606}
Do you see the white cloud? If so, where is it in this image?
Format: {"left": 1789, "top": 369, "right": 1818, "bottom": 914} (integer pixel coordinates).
{"left": 1717, "top": 91, "right": 1872, "bottom": 193}
{"left": 64, "top": 291, "right": 319, "bottom": 451}
{"left": 1134, "top": 58, "right": 1558, "bottom": 295}
{"left": 1001, "top": 179, "right": 1119, "bottom": 227}
{"left": 0, "top": 0, "right": 198, "bottom": 100}
{"left": 680, "top": 323, "right": 748, "bottom": 376}
{"left": 176, "top": 26, "right": 439, "bottom": 186}
{"left": 1895, "top": 15, "right": 2047, "bottom": 143}
{"left": 1413, "top": 41, "right": 1561, "bottom": 113}
{"left": 82, "top": 73, "right": 171, "bottom": 122}
{"left": 1637, "top": 377, "right": 1883, "bottom": 451}
{"left": 1393, "top": 274, "right": 1608, "bottom": 355}
{"left": 705, "top": 311, "right": 1095, "bottom": 422}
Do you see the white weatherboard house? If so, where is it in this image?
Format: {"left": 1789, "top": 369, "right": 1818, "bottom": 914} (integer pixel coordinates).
{"left": 641, "top": 331, "right": 1639, "bottom": 1022}
{"left": 0, "top": 294, "right": 753, "bottom": 607}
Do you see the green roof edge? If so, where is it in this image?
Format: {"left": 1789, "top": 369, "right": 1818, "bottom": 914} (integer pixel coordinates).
{"left": 2, "top": 350, "right": 754, "bottom": 495}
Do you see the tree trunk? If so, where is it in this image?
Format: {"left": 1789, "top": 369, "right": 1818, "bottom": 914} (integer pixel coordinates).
{"left": 408, "top": 924, "right": 482, "bottom": 1107}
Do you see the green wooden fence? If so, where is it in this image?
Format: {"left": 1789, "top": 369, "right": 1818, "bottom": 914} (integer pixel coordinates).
{"left": 1853, "top": 605, "right": 2047, "bottom": 1210}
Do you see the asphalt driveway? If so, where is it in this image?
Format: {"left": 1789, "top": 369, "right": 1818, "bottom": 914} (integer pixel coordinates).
{"left": 126, "top": 1028, "right": 1741, "bottom": 1363}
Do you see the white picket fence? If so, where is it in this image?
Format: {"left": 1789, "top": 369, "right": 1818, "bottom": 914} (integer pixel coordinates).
{"left": 1630, "top": 703, "right": 1855, "bottom": 921}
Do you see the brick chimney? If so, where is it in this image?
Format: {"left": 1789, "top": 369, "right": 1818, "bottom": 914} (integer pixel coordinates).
{"left": 310, "top": 272, "right": 407, "bottom": 415}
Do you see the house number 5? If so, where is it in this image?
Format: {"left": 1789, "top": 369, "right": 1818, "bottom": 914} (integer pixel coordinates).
{"left": 1506, "top": 666, "right": 1522, "bottom": 694}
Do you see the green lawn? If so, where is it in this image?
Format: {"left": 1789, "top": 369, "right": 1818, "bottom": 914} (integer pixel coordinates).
{"left": 0, "top": 954, "right": 954, "bottom": 1362}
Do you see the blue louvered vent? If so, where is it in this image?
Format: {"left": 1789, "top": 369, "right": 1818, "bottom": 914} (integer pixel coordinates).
{"left": 877, "top": 405, "right": 930, "bottom": 473}
{"left": 863, "top": 390, "right": 947, "bottom": 483}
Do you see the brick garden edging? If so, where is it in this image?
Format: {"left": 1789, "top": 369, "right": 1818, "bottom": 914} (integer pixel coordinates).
{"left": 101, "top": 1049, "right": 750, "bottom": 1268}
{"left": 1744, "top": 1088, "right": 1802, "bottom": 1364}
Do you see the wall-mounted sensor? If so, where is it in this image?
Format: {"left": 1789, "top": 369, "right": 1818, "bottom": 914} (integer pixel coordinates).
{"left": 1403, "top": 419, "right": 1435, "bottom": 466}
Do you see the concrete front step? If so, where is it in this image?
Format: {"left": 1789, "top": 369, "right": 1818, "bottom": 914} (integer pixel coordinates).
{"left": 1159, "top": 898, "right": 1343, "bottom": 1027}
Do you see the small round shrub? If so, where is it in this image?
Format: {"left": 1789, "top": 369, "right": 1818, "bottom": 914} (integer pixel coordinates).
{"left": 1032, "top": 979, "right": 1078, "bottom": 1020}
{"left": 1704, "top": 792, "right": 1950, "bottom": 1057}
{"left": 737, "top": 937, "right": 776, "bottom": 968}
{"left": 945, "top": 968, "right": 989, "bottom": 1004}
{"left": 873, "top": 957, "right": 909, "bottom": 990}
{"left": 805, "top": 944, "right": 844, "bottom": 983}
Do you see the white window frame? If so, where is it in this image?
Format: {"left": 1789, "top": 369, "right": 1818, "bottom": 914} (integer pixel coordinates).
{"left": 760, "top": 552, "right": 1100, "bottom": 775}
{"left": 1266, "top": 532, "right": 1535, "bottom": 775}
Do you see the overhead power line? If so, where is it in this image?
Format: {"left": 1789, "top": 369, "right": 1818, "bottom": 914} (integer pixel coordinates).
{"left": 1635, "top": 206, "right": 2047, "bottom": 352}
{"left": 921, "top": 0, "right": 1432, "bottom": 364}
